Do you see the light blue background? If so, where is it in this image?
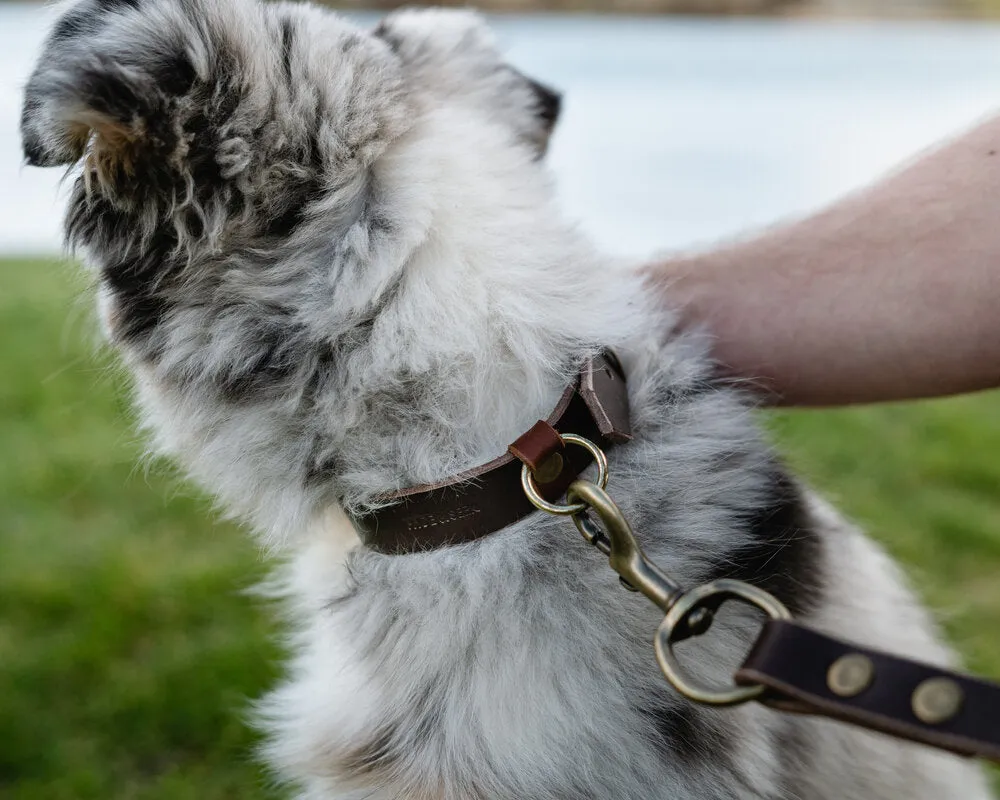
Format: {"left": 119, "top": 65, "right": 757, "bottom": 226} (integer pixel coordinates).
{"left": 3, "top": 5, "right": 1000, "bottom": 256}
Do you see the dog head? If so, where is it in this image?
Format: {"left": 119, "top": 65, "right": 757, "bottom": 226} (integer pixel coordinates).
{"left": 21, "top": 0, "right": 561, "bottom": 339}
{"left": 21, "top": 0, "right": 565, "bottom": 540}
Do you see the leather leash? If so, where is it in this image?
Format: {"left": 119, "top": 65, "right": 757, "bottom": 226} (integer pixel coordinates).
{"left": 552, "top": 466, "right": 1000, "bottom": 765}
{"left": 736, "top": 620, "right": 1000, "bottom": 761}
{"left": 346, "top": 348, "right": 1000, "bottom": 763}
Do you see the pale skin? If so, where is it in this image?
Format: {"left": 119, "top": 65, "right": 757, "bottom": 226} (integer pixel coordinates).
{"left": 650, "top": 113, "right": 1000, "bottom": 406}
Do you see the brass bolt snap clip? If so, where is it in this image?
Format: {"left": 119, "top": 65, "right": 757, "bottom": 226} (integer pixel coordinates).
{"left": 523, "top": 433, "right": 791, "bottom": 708}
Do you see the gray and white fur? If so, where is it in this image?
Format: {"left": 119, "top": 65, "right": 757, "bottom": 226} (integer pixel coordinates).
{"left": 21, "top": 1, "right": 995, "bottom": 797}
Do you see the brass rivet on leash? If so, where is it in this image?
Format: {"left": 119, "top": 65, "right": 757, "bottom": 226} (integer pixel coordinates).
{"left": 912, "top": 677, "right": 963, "bottom": 724}
{"left": 533, "top": 452, "right": 564, "bottom": 484}
{"left": 827, "top": 654, "right": 875, "bottom": 697}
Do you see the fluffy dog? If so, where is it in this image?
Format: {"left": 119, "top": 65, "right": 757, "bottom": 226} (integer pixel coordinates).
{"left": 21, "top": 1, "right": 994, "bottom": 797}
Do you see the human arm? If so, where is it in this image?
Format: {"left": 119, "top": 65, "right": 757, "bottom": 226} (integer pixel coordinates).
{"left": 648, "top": 114, "right": 1000, "bottom": 406}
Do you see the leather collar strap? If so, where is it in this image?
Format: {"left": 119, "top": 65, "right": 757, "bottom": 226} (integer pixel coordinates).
{"left": 736, "top": 619, "right": 1000, "bottom": 762}
{"left": 348, "top": 351, "right": 632, "bottom": 554}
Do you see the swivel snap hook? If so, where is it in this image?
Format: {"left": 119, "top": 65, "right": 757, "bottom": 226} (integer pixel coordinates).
{"left": 566, "top": 480, "right": 685, "bottom": 614}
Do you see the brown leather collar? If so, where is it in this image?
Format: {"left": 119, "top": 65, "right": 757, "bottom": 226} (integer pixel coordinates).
{"left": 346, "top": 351, "right": 632, "bottom": 554}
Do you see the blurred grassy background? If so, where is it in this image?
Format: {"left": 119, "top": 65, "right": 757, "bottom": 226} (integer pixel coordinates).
{"left": 2, "top": 257, "right": 999, "bottom": 796}
{"left": 0, "top": 261, "right": 282, "bottom": 798}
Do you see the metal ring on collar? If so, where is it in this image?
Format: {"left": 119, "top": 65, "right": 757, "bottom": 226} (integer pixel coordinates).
{"left": 521, "top": 433, "right": 609, "bottom": 515}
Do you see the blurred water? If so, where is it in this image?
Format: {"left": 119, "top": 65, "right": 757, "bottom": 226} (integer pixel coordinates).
{"left": 3, "top": 5, "right": 1000, "bottom": 256}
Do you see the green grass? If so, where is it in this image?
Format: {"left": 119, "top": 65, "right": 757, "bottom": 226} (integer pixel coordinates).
{"left": 2, "top": 257, "right": 998, "bottom": 796}
{"left": 0, "top": 260, "right": 282, "bottom": 798}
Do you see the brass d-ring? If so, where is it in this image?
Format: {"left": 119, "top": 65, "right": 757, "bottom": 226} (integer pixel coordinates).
{"left": 521, "top": 434, "right": 609, "bottom": 515}
{"left": 654, "top": 579, "right": 791, "bottom": 706}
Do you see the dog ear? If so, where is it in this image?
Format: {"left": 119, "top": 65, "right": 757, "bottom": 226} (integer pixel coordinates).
{"left": 21, "top": 0, "right": 197, "bottom": 173}
{"left": 373, "top": 8, "right": 561, "bottom": 156}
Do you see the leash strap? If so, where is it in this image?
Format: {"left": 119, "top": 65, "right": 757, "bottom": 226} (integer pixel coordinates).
{"left": 517, "top": 425, "right": 1000, "bottom": 764}
{"left": 736, "top": 619, "right": 1000, "bottom": 762}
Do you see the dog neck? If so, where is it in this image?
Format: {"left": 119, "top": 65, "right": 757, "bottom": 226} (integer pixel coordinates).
{"left": 324, "top": 106, "right": 651, "bottom": 516}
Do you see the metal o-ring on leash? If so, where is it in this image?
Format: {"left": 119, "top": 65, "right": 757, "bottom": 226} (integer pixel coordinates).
{"left": 519, "top": 433, "right": 609, "bottom": 515}
{"left": 655, "top": 580, "right": 791, "bottom": 706}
